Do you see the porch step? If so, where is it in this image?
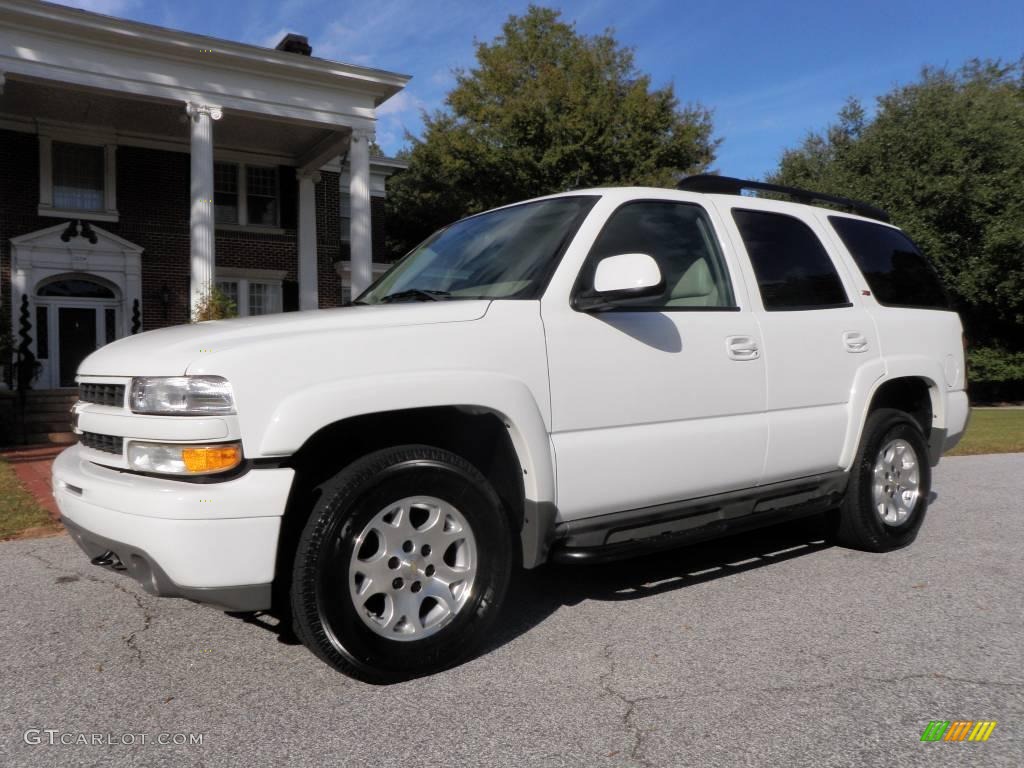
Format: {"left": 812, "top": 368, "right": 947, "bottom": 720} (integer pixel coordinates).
{"left": 20, "top": 411, "right": 74, "bottom": 423}
{"left": 22, "top": 419, "right": 73, "bottom": 433}
{"left": 23, "top": 393, "right": 77, "bottom": 405}
{"left": 24, "top": 432, "right": 77, "bottom": 446}
{"left": 23, "top": 403, "right": 78, "bottom": 415}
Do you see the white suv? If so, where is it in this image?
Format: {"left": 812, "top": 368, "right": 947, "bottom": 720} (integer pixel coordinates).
{"left": 55, "top": 176, "right": 969, "bottom": 682}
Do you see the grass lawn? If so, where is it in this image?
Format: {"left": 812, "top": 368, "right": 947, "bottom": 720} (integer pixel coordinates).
{"left": 947, "top": 408, "right": 1024, "bottom": 456}
{"left": 0, "top": 459, "right": 60, "bottom": 540}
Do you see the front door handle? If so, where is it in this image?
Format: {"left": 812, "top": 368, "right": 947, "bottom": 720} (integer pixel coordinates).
{"left": 843, "top": 330, "right": 869, "bottom": 353}
{"left": 726, "top": 335, "right": 760, "bottom": 361}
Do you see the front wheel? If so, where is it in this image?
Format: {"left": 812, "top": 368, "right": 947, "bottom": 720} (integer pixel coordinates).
{"left": 290, "top": 445, "right": 513, "bottom": 683}
{"left": 834, "top": 408, "right": 931, "bottom": 552}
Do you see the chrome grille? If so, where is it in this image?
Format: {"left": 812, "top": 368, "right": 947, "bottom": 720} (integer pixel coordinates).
{"left": 80, "top": 432, "right": 124, "bottom": 455}
{"left": 78, "top": 383, "right": 126, "bottom": 407}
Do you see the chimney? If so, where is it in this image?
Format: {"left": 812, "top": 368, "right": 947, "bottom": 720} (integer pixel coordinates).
{"left": 275, "top": 33, "right": 312, "bottom": 57}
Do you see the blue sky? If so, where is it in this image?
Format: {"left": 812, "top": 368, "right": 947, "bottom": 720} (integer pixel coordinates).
{"left": 57, "top": 0, "right": 1024, "bottom": 179}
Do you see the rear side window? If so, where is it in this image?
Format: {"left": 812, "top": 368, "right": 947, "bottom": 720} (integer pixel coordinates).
{"left": 829, "top": 216, "right": 951, "bottom": 310}
{"left": 732, "top": 209, "right": 849, "bottom": 310}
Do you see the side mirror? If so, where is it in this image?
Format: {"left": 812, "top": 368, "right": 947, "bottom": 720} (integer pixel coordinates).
{"left": 575, "top": 253, "right": 664, "bottom": 311}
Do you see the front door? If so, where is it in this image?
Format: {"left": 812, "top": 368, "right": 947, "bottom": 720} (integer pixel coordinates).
{"left": 542, "top": 198, "right": 769, "bottom": 522}
{"left": 58, "top": 307, "right": 97, "bottom": 387}
{"left": 34, "top": 276, "right": 122, "bottom": 389}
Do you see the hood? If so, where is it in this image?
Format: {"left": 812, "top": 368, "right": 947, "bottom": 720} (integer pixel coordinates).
{"left": 77, "top": 301, "right": 491, "bottom": 377}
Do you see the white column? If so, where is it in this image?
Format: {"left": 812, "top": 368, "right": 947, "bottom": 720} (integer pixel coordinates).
{"left": 348, "top": 128, "right": 373, "bottom": 297}
{"left": 187, "top": 102, "right": 221, "bottom": 316}
{"left": 297, "top": 171, "right": 320, "bottom": 311}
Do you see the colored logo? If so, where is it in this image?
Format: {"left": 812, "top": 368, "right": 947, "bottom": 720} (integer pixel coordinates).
{"left": 920, "top": 720, "right": 997, "bottom": 742}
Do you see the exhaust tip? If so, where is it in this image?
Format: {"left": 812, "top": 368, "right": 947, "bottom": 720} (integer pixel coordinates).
{"left": 90, "top": 550, "right": 127, "bottom": 571}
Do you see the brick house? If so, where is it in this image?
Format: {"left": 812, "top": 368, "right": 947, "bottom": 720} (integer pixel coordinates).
{"left": 0, "top": 0, "right": 409, "bottom": 402}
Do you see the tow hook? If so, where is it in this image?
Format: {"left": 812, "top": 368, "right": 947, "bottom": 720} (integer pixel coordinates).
{"left": 90, "top": 551, "right": 127, "bottom": 571}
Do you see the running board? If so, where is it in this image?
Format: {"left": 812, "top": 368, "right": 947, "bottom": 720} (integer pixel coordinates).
{"left": 549, "top": 471, "right": 848, "bottom": 564}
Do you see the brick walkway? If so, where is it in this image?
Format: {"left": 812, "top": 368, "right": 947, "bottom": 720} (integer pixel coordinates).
{"left": 0, "top": 445, "right": 64, "bottom": 524}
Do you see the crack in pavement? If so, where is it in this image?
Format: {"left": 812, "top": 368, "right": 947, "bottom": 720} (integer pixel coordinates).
{"left": 593, "top": 645, "right": 1023, "bottom": 765}
{"left": 25, "top": 545, "right": 155, "bottom": 666}
{"left": 732, "top": 671, "right": 1024, "bottom": 698}
{"left": 597, "top": 643, "right": 675, "bottom": 768}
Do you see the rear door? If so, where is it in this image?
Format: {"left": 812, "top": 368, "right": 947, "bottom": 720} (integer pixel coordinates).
{"left": 719, "top": 202, "right": 882, "bottom": 483}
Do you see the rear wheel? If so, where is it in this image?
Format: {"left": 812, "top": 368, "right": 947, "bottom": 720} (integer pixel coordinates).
{"left": 290, "top": 445, "right": 513, "bottom": 683}
{"left": 835, "top": 408, "right": 931, "bottom": 552}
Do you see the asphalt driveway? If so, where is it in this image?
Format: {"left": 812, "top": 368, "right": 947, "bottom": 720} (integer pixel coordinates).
{"left": 1, "top": 453, "right": 1022, "bottom": 767}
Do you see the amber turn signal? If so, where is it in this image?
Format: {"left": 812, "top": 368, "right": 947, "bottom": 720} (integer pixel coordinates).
{"left": 181, "top": 444, "right": 242, "bottom": 473}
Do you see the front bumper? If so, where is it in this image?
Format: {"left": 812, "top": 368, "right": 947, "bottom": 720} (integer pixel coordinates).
{"left": 53, "top": 444, "right": 294, "bottom": 611}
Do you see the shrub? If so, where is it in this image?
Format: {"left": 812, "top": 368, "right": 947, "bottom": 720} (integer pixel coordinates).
{"left": 967, "top": 346, "right": 1024, "bottom": 403}
{"left": 192, "top": 284, "right": 238, "bottom": 322}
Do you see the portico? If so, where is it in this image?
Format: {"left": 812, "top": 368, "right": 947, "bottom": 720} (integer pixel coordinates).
{"left": 0, "top": 0, "right": 409, "bottom": 372}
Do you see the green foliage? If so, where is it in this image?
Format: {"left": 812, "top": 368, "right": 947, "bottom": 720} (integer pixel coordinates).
{"left": 968, "top": 347, "right": 1024, "bottom": 384}
{"left": 386, "top": 5, "right": 718, "bottom": 253}
{"left": 0, "top": 458, "right": 59, "bottom": 538}
{"left": 771, "top": 59, "right": 1024, "bottom": 370}
{"left": 192, "top": 284, "right": 238, "bottom": 322}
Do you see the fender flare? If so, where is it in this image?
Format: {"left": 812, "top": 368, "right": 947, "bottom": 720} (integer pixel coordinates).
{"left": 257, "top": 371, "right": 558, "bottom": 567}
{"left": 840, "top": 356, "right": 946, "bottom": 469}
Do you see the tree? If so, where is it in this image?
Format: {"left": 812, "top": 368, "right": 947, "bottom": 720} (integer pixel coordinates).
{"left": 386, "top": 5, "right": 717, "bottom": 253}
{"left": 771, "top": 59, "right": 1024, "bottom": 375}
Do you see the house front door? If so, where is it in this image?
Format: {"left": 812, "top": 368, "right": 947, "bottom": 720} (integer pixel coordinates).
{"left": 57, "top": 307, "right": 97, "bottom": 387}
{"left": 33, "top": 276, "right": 121, "bottom": 389}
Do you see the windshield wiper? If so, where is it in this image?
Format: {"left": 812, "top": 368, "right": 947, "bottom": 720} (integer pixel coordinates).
{"left": 380, "top": 289, "right": 451, "bottom": 303}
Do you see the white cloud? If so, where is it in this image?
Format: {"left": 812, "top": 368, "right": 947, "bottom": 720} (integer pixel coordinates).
{"left": 375, "top": 89, "right": 432, "bottom": 155}
{"left": 376, "top": 90, "right": 425, "bottom": 118}
{"left": 430, "top": 69, "right": 454, "bottom": 87}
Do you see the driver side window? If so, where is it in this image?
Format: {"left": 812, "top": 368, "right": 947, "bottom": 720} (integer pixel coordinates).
{"left": 576, "top": 201, "right": 736, "bottom": 310}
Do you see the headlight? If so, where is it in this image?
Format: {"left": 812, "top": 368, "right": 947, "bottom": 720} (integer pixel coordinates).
{"left": 127, "top": 441, "right": 242, "bottom": 475}
{"left": 129, "top": 376, "right": 235, "bottom": 416}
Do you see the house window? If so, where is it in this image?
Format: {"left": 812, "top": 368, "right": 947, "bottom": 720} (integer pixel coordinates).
{"left": 53, "top": 142, "right": 104, "bottom": 211}
{"left": 38, "top": 137, "right": 117, "bottom": 221}
{"left": 214, "top": 162, "right": 279, "bottom": 228}
{"left": 247, "top": 166, "right": 279, "bottom": 226}
{"left": 214, "top": 162, "right": 239, "bottom": 225}
{"left": 339, "top": 192, "right": 351, "bottom": 242}
{"left": 215, "top": 272, "right": 283, "bottom": 316}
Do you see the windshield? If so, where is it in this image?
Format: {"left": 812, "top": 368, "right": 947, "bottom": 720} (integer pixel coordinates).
{"left": 357, "top": 196, "right": 598, "bottom": 304}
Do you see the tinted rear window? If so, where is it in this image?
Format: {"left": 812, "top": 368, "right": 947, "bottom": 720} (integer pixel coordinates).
{"left": 829, "top": 217, "right": 951, "bottom": 310}
{"left": 732, "top": 209, "right": 849, "bottom": 310}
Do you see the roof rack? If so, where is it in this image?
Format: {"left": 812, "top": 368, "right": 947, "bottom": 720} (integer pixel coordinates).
{"left": 676, "top": 174, "right": 890, "bottom": 223}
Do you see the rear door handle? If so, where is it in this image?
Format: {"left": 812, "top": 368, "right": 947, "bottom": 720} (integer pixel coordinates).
{"left": 843, "top": 331, "right": 869, "bottom": 353}
{"left": 727, "top": 335, "right": 760, "bottom": 361}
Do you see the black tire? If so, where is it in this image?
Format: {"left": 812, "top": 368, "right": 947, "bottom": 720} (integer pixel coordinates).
{"left": 834, "top": 408, "right": 931, "bottom": 552}
{"left": 290, "top": 444, "right": 513, "bottom": 683}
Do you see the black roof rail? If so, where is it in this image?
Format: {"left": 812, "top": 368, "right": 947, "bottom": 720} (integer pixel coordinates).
{"left": 676, "top": 174, "right": 890, "bottom": 223}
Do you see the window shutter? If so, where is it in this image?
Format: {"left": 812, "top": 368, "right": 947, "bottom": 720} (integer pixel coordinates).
{"left": 279, "top": 165, "right": 298, "bottom": 230}
{"left": 282, "top": 279, "right": 299, "bottom": 312}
